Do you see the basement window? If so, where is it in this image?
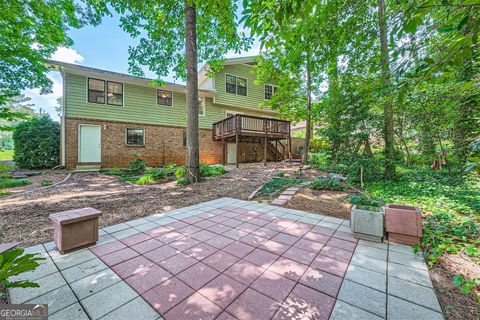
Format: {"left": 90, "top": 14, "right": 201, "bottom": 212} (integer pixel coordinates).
{"left": 126, "top": 128, "right": 145, "bottom": 146}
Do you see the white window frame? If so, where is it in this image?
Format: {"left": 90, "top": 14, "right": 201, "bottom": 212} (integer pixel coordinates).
{"left": 125, "top": 128, "right": 145, "bottom": 146}
{"left": 225, "top": 73, "right": 248, "bottom": 97}
{"left": 264, "top": 84, "right": 278, "bottom": 101}
{"left": 86, "top": 77, "right": 124, "bottom": 107}
{"left": 156, "top": 89, "right": 173, "bottom": 107}
{"left": 198, "top": 97, "right": 206, "bottom": 116}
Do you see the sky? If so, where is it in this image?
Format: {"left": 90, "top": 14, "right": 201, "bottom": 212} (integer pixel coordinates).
{"left": 25, "top": 12, "right": 260, "bottom": 120}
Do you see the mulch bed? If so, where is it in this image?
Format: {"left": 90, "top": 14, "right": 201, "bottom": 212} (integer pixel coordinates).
{"left": 430, "top": 257, "right": 480, "bottom": 320}
{"left": 1, "top": 170, "right": 68, "bottom": 196}
{"left": 0, "top": 163, "right": 295, "bottom": 247}
{"left": 286, "top": 188, "right": 352, "bottom": 219}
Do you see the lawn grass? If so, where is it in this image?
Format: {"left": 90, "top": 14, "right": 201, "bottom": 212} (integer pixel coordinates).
{"left": 0, "top": 150, "right": 13, "bottom": 160}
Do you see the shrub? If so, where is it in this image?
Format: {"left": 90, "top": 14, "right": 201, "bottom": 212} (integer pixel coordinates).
{"left": 200, "top": 164, "right": 226, "bottom": 177}
{"left": 163, "top": 163, "right": 177, "bottom": 176}
{"left": 40, "top": 179, "right": 53, "bottom": 186}
{"left": 175, "top": 166, "right": 186, "bottom": 179}
{"left": 0, "top": 248, "right": 45, "bottom": 295}
{"left": 309, "top": 176, "right": 344, "bottom": 191}
{"left": 349, "top": 194, "right": 385, "bottom": 209}
{"left": 128, "top": 153, "right": 146, "bottom": 174}
{"left": 275, "top": 172, "right": 285, "bottom": 177}
{"left": 134, "top": 174, "right": 156, "bottom": 185}
{"left": 13, "top": 115, "right": 60, "bottom": 169}
{"left": 0, "top": 179, "right": 31, "bottom": 189}
{"left": 100, "top": 167, "right": 124, "bottom": 176}
{"left": 145, "top": 167, "right": 166, "bottom": 180}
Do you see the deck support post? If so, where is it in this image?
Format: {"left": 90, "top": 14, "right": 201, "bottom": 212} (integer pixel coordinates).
{"left": 222, "top": 139, "right": 226, "bottom": 165}
{"left": 235, "top": 133, "right": 239, "bottom": 168}
{"left": 275, "top": 140, "right": 278, "bottom": 162}
{"left": 263, "top": 136, "right": 267, "bottom": 166}
{"left": 288, "top": 135, "right": 292, "bottom": 163}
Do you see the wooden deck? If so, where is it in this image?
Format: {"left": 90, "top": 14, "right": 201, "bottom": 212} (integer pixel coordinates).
{"left": 212, "top": 114, "right": 292, "bottom": 167}
{"left": 213, "top": 114, "right": 291, "bottom": 141}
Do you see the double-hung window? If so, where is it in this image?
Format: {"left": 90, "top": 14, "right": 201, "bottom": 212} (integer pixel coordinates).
{"left": 225, "top": 74, "right": 247, "bottom": 96}
{"left": 264, "top": 84, "right": 277, "bottom": 100}
{"left": 157, "top": 89, "right": 173, "bottom": 106}
{"left": 88, "top": 78, "right": 123, "bottom": 106}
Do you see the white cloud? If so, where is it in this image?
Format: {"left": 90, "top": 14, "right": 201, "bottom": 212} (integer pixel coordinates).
{"left": 51, "top": 47, "right": 84, "bottom": 64}
{"left": 21, "top": 47, "right": 84, "bottom": 120}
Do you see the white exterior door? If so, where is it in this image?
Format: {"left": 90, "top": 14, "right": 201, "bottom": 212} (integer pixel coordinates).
{"left": 78, "top": 125, "right": 101, "bottom": 163}
{"left": 227, "top": 143, "right": 237, "bottom": 164}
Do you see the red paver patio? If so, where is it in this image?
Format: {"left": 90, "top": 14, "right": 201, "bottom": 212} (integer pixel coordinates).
{"left": 88, "top": 202, "right": 360, "bottom": 320}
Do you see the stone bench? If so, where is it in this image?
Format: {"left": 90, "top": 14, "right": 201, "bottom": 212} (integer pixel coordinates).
{"left": 49, "top": 207, "right": 102, "bottom": 253}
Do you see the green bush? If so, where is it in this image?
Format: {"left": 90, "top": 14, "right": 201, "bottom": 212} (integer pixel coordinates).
{"left": 175, "top": 166, "right": 186, "bottom": 179}
{"left": 134, "top": 174, "right": 156, "bottom": 185}
{"left": 309, "top": 176, "right": 344, "bottom": 191}
{"left": 0, "top": 248, "right": 45, "bottom": 295}
{"left": 275, "top": 172, "right": 285, "bottom": 177}
{"left": 128, "top": 153, "right": 147, "bottom": 174}
{"left": 349, "top": 194, "right": 385, "bottom": 209}
{"left": 100, "top": 167, "right": 124, "bottom": 176}
{"left": 0, "top": 179, "right": 31, "bottom": 188}
{"left": 40, "top": 179, "right": 53, "bottom": 186}
{"left": 145, "top": 167, "right": 166, "bottom": 180}
{"left": 200, "top": 164, "right": 226, "bottom": 177}
{"left": 13, "top": 115, "right": 60, "bottom": 169}
{"left": 162, "top": 163, "right": 177, "bottom": 176}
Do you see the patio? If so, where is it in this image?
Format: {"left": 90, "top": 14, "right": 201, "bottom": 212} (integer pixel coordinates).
{"left": 8, "top": 198, "right": 443, "bottom": 320}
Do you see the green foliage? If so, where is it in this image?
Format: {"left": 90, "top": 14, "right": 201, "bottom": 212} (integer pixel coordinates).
{"left": 0, "top": 248, "right": 45, "bottom": 294}
{"left": 134, "top": 174, "right": 156, "bottom": 186}
{"left": 12, "top": 115, "right": 60, "bottom": 169}
{"left": 349, "top": 195, "right": 385, "bottom": 208}
{"left": 100, "top": 167, "right": 124, "bottom": 176}
{"left": 127, "top": 153, "right": 146, "bottom": 175}
{"left": 0, "top": 150, "right": 13, "bottom": 160}
{"left": 0, "top": 179, "right": 31, "bottom": 189}
{"left": 416, "top": 212, "right": 479, "bottom": 267}
{"left": 0, "top": 1, "right": 101, "bottom": 105}
{"left": 452, "top": 275, "right": 480, "bottom": 300}
{"left": 258, "top": 177, "right": 303, "bottom": 197}
{"left": 162, "top": 163, "right": 178, "bottom": 176}
{"left": 175, "top": 164, "right": 227, "bottom": 181}
{"left": 145, "top": 167, "right": 166, "bottom": 181}
{"left": 40, "top": 179, "right": 53, "bottom": 186}
{"left": 275, "top": 172, "right": 285, "bottom": 177}
{"left": 309, "top": 176, "right": 344, "bottom": 191}
{"left": 366, "top": 168, "right": 480, "bottom": 215}
{"left": 176, "top": 177, "right": 189, "bottom": 186}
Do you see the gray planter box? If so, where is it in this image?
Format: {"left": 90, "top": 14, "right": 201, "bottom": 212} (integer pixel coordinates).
{"left": 350, "top": 205, "right": 384, "bottom": 242}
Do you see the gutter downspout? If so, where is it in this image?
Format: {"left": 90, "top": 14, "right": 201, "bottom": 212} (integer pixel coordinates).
{"left": 60, "top": 67, "right": 66, "bottom": 167}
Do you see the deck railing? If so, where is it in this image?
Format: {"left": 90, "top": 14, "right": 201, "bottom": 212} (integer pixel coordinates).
{"left": 213, "top": 114, "right": 290, "bottom": 140}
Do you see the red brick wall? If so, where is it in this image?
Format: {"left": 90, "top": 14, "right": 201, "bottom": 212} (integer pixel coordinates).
{"left": 64, "top": 118, "right": 224, "bottom": 169}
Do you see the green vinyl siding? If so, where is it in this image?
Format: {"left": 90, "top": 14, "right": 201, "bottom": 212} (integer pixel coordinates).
{"left": 65, "top": 72, "right": 276, "bottom": 128}
{"left": 214, "top": 64, "right": 269, "bottom": 110}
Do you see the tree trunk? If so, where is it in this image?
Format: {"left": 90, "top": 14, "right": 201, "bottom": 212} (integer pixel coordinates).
{"left": 184, "top": 0, "right": 200, "bottom": 183}
{"left": 303, "top": 63, "right": 312, "bottom": 165}
{"left": 378, "top": 0, "right": 395, "bottom": 178}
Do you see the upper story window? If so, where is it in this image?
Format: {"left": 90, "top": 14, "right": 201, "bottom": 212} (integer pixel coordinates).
{"left": 88, "top": 78, "right": 105, "bottom": 104}
{"left": 225, "top": 74, "right": 247, "bottom": 96}
{"left": 126, "top": 128, "right": 144, "bottom": 146}
{"left": 264, "top": 84, "right": 277, "bottom": 100}
{"left": 157, "top": 89, "right": 173, "bottom": 106}
{"left": 88, "top": 78, "right": 123, "bottom": 106}
{"left": 107, "top": 81, "right": 123, "bottom": 106}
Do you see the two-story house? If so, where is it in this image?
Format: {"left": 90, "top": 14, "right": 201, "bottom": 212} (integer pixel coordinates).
{"left": 48, "top": 56, "right": 292, "bottom": 170}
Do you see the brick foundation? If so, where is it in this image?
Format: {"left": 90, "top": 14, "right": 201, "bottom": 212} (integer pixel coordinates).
{"left": 64, "top": 118, "right": 279, "bottom": 169}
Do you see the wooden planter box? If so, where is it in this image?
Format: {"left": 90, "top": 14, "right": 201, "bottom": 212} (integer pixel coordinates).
{"left": 385, "top": 204, "right": 422, "bottom": 245}
{"left": 49, "top": 207, "right": 102, "bottom": 253}
{"left": 350, "top": 205, "right": 384, "bottom": 242}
